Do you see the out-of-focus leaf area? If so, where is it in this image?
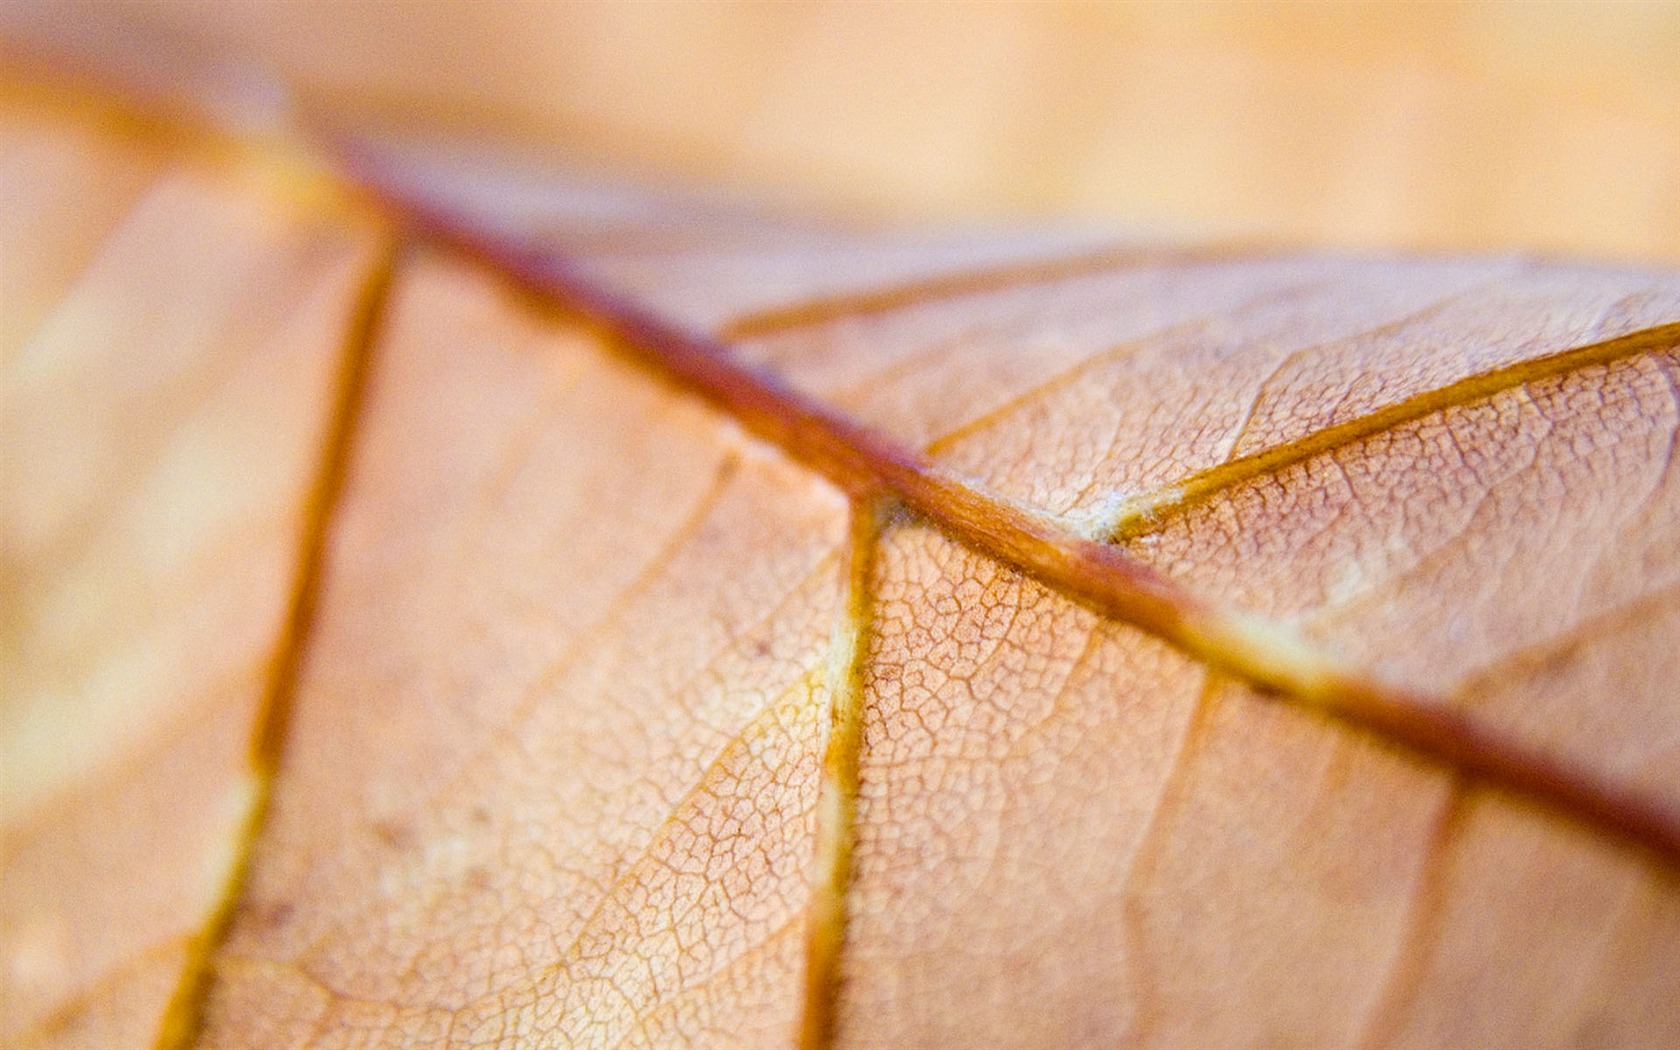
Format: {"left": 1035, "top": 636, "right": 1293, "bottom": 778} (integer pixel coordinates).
{"left": 3, "top": 0, "right": 1679, "bottom": 258}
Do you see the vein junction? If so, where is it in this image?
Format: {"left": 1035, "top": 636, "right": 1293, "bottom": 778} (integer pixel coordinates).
{"left": 21, "top": 74, "right": 1680, "bottom": 1050}
{"left": 384, "top": 183, "right": 1680, "bottom": 872}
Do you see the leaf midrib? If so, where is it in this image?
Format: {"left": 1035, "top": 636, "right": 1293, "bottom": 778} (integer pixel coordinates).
{"left": 57, "top": 83, "right": 1673, "bottom": 1048}
{"left": 375, "top": 163, "right": 1680, "bottom": 872}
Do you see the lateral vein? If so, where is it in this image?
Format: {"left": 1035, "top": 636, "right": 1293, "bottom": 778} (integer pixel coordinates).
{"left": 152, "top": 229, "right": 399, "bottom": 1050}
{"left": 799, "top": 499, "right": 882, "bottom": 1050}
{"left": 341, "top": 145, "right": 1680, "bottom": 871}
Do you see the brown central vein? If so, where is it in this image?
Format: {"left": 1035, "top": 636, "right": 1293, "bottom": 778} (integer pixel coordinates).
{"left": 152, "top": 231, "right": 398, "bottom": 1050}
{"left": 340, "top": 147, "right": 1680, "bottom": 872}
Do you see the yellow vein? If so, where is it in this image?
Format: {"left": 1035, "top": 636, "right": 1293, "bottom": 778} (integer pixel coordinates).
{"left": 799, "top": 500, "right": 881, "bottom": 1050}
{"left": 153, "top": 231, "right": 397, "bottom": 1050}
{"left": 1106, "top": 320, "right": 1680, "bottom": 541}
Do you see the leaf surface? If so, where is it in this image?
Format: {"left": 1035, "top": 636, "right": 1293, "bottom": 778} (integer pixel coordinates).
{"left": 198, "top": 252, "right": 849, "bottom": 1047}
{"left": 5, "top": 67, "right": 1680, "bottom": 1050}
{"left": 0, "top": 89, "right": 382, "bottom": 1047}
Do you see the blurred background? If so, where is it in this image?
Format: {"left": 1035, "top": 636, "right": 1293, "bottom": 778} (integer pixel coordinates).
{"left": 4, "top": 0, "right": 1679, "bottom": 261}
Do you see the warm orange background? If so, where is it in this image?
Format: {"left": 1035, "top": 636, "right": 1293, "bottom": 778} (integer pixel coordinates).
{"left": 6, "top": 0, "right": 1680, "bottom": 260}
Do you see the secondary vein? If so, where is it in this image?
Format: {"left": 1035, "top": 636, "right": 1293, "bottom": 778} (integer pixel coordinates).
{"left": 343, "top": 145, "right": 1680, "bottom": 871}
{"left": 799, "top": 500, "right": 882, "bottom": 1050}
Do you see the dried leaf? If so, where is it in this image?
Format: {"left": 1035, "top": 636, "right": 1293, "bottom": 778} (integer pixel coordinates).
{"left": 5, "top": 59, "right": 1680, "bottom": 1050}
